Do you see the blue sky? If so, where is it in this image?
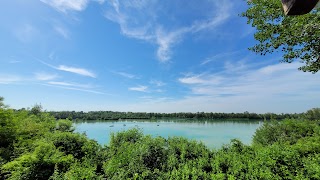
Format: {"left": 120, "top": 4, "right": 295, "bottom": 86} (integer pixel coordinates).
{"left": 0, "top": 0, "right": 319, "bottom": 113}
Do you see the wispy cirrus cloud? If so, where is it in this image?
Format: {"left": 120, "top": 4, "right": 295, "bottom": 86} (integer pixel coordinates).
{"left": 0, "top": 72, "right": 57, "bottom": 84}
{"left": 112, "top": 71, "right": 139, "bottom": 79}
{"left": 40, "top": 0, "right": 89, "bottom": 12}
{"left": 14, "top": 23, "right": 38, "bottom": 43}
{"left": 9, "top": 60, "right": 21, "bottom": 64}
{"left": 178, "top": 73, "right": 223, "bottom": 85}
{"left": 54, "top": 25, "right": 69, "bottom": 39}
{"left": 41, "top": 0, "right": 106, "bottom": 13}
{"left": 38, "top": 60, "right": 96, "bottom": 78}
{"left": 129, "top": 85, "right": 148, "bottom": 92}
{"left": 57, "top": 65, "right": 96, "bottom": 78}
{"left": 105, "top": 0, "right": 232, "bottom": 62}
{"left": 34, "top": 72, "right": 58, "bottom": 81}
{"left": 150, "top": 80, "right": 166, "bottom": 87}
{"left": 121, "top": 62, "right": 320, "bottom": 113}
{"left": 179, "top": 62, "right": 320, "bottom": 98}
{"left": 44, "top": 82, "right": 104, "bottom": 94}
{"left": 42, "top": 0, "right": 232, "bottom": 62}
{"left": 47, "top": 81, "right": 94, "bottom": 89}
{"left": 0, "top": 74, "right": 22, "bottom": 84}
{"left": 139, "top": 96, "right": 172, "bottom": 103}
{"left": 200, "top": 50, "right": 243, "bottom": 66}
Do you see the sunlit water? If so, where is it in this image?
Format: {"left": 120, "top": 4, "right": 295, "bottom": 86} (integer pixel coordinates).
{"left": 74, "top": 119, "right": 262, "bottom": 149}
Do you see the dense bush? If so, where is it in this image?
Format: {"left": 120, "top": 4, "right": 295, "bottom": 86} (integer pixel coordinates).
{"left": 3, "top": 141, "right": 74, "bottom": 180}
{"left": 252, "top": 119, "right": 320, "bottom": 146}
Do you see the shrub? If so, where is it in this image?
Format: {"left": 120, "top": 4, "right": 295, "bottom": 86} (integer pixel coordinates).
{"left": 252, "top": 119, "right": 319, "bottom": 146}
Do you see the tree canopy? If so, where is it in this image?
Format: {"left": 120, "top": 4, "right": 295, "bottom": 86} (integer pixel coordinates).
{"left": 241, "top": 0, "right": 320, "bottom": 73}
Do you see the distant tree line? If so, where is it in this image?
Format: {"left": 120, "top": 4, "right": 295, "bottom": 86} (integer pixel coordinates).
{"left": 44, "top": 110, "right": 304, "bottom": 121}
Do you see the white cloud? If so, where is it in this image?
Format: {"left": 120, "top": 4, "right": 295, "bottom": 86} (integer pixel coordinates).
{"left": 179, "top": 75, "right": 207, "bottom": 85}
{"left": 9, "top": 60, "right": 21, "bottom": 64}
{"left": 113, "top": 71, "right": 139, "bottom": 79}
{"left": 48, "top": 52, "right": 56, "bottom": 60}
{"left": 178, "top": 74, "right": 223, "bottom": 85}
{"left": 47, "top": 81, "right": 93, "bottom": 89}
{"left": 34, "top": 72, "right": 58, "bottom": 81}
{"left": 129, "top": 85, "right": 148, "bottom": 92}
{"left": 150, "top": 80, "right": 166, "bottom": 87}
{"left": 37, "top": 60, "right": 96, "bottom": 78}
{"left": 44, "top": 81, "right": 105, "bottom": 94}
{"left": 8, "top": 56, "right": 21, "bottom": 64}
{"left": 155, "top": 27, "right": 187, "bottom": 62}
{"left": 94, "top": 0, "right": 106, "bottom": 4}
{"left": 99, "top": 62, "right": 318, "bottom": 113}
{"left": 104, "top": 0, "right": 232, "bottom": 62}
{"left": 200, "top": 50, "right": 243, "bottom": 66}
{"left": 25, "top": 61, "right": 319, "bottom": 113}
{"left": 174, "top": 62, "right": 320, "bottom": 113}
{"left": 40, "top": 0, "right": 89, "bottom": 12}
{"left": 14, "top": 24, "right": 37, "bottom": 42}
{"left": 0, "top": 75, "right": 22, "bottom": 84}
{"left": 188, "top": 1, "right": 231, "bottom": 33}
{"left": 258, "top": 63, "right": 297, "bottom": 75}
{"left": 155, "top": 89, "right": 165, "bottom": 93}
{"left": 56, "top": 65, "right": 96, "bottom": 78}
{"left": 139, "top": 96, "right": 172, "bottom": 103}
{"left": 54, "top": 25, "right": 69, "bottom": 39}
{"left": 44, "top": 83, "right": 104, "bottom": 94}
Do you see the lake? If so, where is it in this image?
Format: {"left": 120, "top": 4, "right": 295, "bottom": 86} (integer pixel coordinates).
{"left": 74, "top": 119, "right": 263, "bottom": 149}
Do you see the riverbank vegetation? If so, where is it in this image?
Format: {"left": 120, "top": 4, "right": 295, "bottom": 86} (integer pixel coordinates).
{"left": 47, "top": 110, "right": 305, "bottom": 121}
{"left": 1, "top": 98, "right": 320, "bottom": 179}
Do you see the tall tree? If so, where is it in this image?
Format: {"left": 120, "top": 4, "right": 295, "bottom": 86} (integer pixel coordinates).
{"left": 241, "top": 0, "right": 320, "bottom": 73}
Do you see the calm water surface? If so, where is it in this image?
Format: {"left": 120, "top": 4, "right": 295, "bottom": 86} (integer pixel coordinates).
{"left": 74, "top": 119, "right": 262, "bottom": 149}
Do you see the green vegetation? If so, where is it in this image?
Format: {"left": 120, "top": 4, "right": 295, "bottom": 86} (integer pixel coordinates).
{"left": 48, "top": 110, "right": 301, "bottom": 121}
{"left": 241, "top": 0, "right": 320, "bottom": 73}
{"left": 1, "top": 97, "right": 320, "bottom": 179}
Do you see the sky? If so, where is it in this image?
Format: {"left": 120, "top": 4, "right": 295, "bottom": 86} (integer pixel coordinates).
{"left": 0, "top": 0, "right": 319, "bottom": 113}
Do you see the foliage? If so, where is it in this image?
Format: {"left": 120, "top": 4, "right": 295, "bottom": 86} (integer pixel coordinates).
{"left": 55, "top": 119, "right": 74, "bottom": 132}
{"left": 51, "top": 160, "right": 104, "bottom": 180}
{"left": 253, "top": 119, "right": 320, "bottom": 146}
{"left": 0, "top": 97, "right": 5, "bottom": 109}
{"left": 0, "top": 108, "right": 16, "bottom": 163}
{"left": 49, "top": 110, "right": 301, "bottom": 121}
{"left": 30, "top": 104, "right": 43, "bottom": 116}
{"left": 104, "top": 129, "right": 166, "bottom": 179}
{"left": 305, "top": 108, "right": 320, "bottom": 121}
{"left": 50, "top": 132, "right": 100, "bottom": 160}
{"left": 241, "top": 0, "right": 320, "bottom": 73}
{"left": 2, "top": 141, "right": 74, "bottom": 180}
{"left": 1, "top": 98, "right": 320, "bottom": 179}
{"left": 0, "top": 100, "right": 103, "bottom": 179}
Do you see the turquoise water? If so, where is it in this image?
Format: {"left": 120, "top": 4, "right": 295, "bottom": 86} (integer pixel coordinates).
{"left": 74, "top": 119, "right": 262, "bottom": 149}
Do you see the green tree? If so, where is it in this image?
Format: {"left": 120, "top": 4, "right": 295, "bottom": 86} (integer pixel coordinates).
{"left": 241, "top": 0, "right": 320, "bottom": 73}
{"left": 304, "top": 108, "right": 320, "bottom": 120}
{"left": 30, "top": 104, "right": 43, "bottom": 116}
{"left": 0, "top": 107, "right": 16, "bottom": 167}
{"left": 0, "top": 97, "right": 4, "bottom": 108}
{"left": 56, "top": 119, "right": 74, "bottom": 132}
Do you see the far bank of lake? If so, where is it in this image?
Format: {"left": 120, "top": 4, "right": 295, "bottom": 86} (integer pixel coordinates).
{"left": 74, "top": 119, "right": 262, "bottom": 149}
